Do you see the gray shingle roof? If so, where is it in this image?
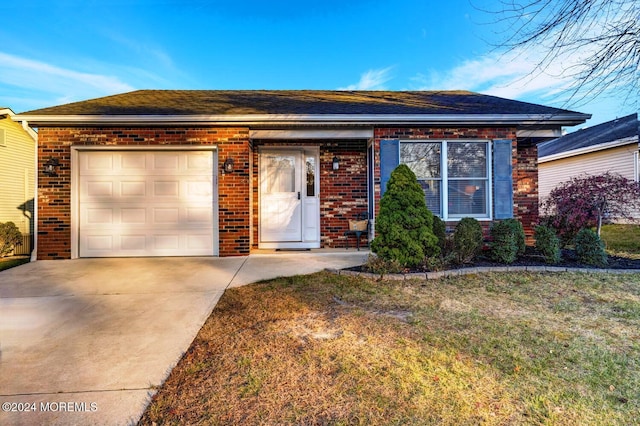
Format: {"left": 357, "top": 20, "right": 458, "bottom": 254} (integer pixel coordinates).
{"left": 539, "top": 113, "right": 639, "bottom": 158}
{"left": 22, "top": 90, "right": 584, "bottom": 116}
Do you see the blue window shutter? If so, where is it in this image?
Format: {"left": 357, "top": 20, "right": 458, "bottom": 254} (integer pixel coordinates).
{"left": 493, "top": 139, "right": 514, "bottom": 219}
{"left": 380, "top": 139, "right": 399, "bottom": 195}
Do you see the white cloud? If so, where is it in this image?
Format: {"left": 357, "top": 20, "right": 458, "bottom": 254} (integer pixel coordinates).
{"left": 411, "top": 47, "right": 591, "bottom": 103}
{"left": 339, "top": 67, "right": 395, "bottom": 90}
{"left": 0, "top": 52, "right": 134, "bottom": 108}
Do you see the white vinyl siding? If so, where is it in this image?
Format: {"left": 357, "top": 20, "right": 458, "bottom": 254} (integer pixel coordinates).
{"left": 0, "top": 117, "right": 36, "bottom": 235}
{"left": 539, "top": 143, "right": 640, "bottom": 220}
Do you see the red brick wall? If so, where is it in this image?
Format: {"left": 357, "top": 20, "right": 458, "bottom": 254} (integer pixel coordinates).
{"left": 372, "top": 127, "right": 539, "bottom": 242}
{"left": 36, "top": 127, "right": 251, "bottom": 259}
{"left": 320, "top": 141, "right": 368, "bottom": 247}
{"left": 250, "top": 140, "right": 368, "bottom": 249}
{"left": 36, "top": 124, "right": 540, "bottom": 258}
{"left": 514, "top": 143, "right": 539, "bottom": 243}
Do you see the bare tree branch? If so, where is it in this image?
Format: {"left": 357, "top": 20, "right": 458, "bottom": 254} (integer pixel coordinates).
{"left": 483, "top": 0, "right": 639, "bottom": 107}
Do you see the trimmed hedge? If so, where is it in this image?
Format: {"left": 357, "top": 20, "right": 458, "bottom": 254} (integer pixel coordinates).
{"left": 534, "top": 224, "right": 561, "bottom": 264}
{"left": 490, "top": 219, "right": 525, "bottom": 264}
{"left": 575, "top": 228, "right": 608, "bottom": 267}
{"left": 453, "top": 217, "right": 483, "bottom": 264}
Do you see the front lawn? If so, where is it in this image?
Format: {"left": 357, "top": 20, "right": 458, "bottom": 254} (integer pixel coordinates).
{"left": 0, "top": 257, "right": 29, "bottom": 272}
{"left": 140, "top": 271, "right": 639, "bottom": 425}
{"left": 601, "top": 224, "right": 640, "bottom": 255}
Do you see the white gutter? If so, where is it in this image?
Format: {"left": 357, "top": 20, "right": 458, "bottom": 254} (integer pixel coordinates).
{"left": 539, "top": 136, "right": 639, "bottom": 163}
{"left": 1, "top": 109, "right": 37, "bottom": 141}
{"left": 12, "top": 113, "right": 591, "bottom": 127}
{"left": 22, "top": 120, "right": 38, "bottom": 141}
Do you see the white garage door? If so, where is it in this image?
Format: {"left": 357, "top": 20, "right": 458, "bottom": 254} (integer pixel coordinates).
{"left": 79, "top": 150, "right": 216, "bottom": 257}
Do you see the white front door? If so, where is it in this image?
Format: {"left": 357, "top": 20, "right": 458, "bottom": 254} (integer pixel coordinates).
{"left": 259, "top": 148, "right": 320, "bottom": 248}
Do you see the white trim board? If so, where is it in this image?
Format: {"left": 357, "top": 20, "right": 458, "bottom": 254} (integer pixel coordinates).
{"left": 539, "top": 136, "right": 639, "bottom": 163}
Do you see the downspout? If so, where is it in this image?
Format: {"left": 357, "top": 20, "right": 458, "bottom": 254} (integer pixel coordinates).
{"left": 22, "top": 120, "right": 38, "bottom": 262}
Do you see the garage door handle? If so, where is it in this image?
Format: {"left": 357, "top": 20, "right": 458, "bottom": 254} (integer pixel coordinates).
{"left": 297, "top": 191, "right": 301, "bottom": 200}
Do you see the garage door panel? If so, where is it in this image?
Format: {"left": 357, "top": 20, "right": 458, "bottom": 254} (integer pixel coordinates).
{"left": 187, "top": 234, "right": 214, "bottom": 250}
{"left": 121, "top": 208, "right": 146, "bottom": 224}
{"left": 121, "top": 181, "right": 146, "bottom": 197}
{"left": 186, "top": 207, "right": 212, "bottom": 224}
{"left": 85, "top": 152, "right": 114, "bottom": 171}
{"left": 187, "top": 180, "right": 213, "bottom": 197}
{"left": 121, "top": 153, "right": 147, "bottom": 170}
{"left": 153, "top": 181, "right": 180, "bottom": 197}
{"left": 86, "top": 208, "right": 114, "bottom": 225}
{"left": 187, "top": 152, "right": 212, "bottom": 169}
{"left": 153, "top": 208, "right": 180, "bottom": 224}
{"left": 154, "top": 235, "right": 179, "bottom": 250}
{"left": 153, "top": 153, "right": 180, "bottom": 170}
{"left": 121, "top": 235, "right": 147, "bottom": 251}
{"left": 80, "top": 232, "right": 214, "bottom": 257}
{"left": 86, "top": 181, "right": 114, "bottom": 198}
{"left": 85, "top": 235, "right": 114, "bottom": 251}
{"left": 79, "top": 150, "right": 216, "bottom": 257}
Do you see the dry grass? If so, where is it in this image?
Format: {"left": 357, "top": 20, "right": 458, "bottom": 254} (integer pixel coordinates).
{"left": 140, "top": 272, "right": 640, "bottom": 425}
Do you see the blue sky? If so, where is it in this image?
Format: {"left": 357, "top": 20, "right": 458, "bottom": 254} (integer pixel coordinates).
{"left": 0, "top": 0, "right": 634, "bottom": 130}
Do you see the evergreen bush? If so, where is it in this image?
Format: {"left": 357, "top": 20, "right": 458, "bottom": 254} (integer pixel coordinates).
{"left": 453, "top": 217, "right": 483, "bottom": 264}
{"left": 432, "top": 215, "right": 447, "bottom": 252}
{"left": 534, "top": 224, "right": 561, "bottom": 264}
{"left": 502, "top": 218, "right": 526, "bottom": 256}
{"left": 490, "top": 220, "right": 521, "bottom": 264}
{"left": 371, "top": 164, "right": 440, "bottom": 268}
{"left": 575, "top": 228, "right": 608, "bottom": 267}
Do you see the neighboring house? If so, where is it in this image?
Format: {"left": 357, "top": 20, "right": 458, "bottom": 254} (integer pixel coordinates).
{"left": 538, "top": 113, "right": 640, "bottom": 218}
{"left": 0, "top": 107, "right": 37, "bottom": 254}
{"left": 12, "top": 90, "right": 589, "bottom": 259}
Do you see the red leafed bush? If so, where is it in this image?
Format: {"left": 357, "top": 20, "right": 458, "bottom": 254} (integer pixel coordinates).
{"left": 541, "top": 172, "right": 640, "bottom": 245}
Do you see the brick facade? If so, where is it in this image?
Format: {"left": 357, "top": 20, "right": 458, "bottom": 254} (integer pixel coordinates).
{"left": 373, "top": 127, "right": 539, "bottom": 241}
{"left": 36, "top": 125, "right": 539, "bottom": 259}
{"left": 250, "top": 140, "right": 368, "bottom": 249}
{"left": 36, "top": 127, "right": 251, "bottom": 259}
{"left": 514, "top": 143, "right": 539, "bottom": 242}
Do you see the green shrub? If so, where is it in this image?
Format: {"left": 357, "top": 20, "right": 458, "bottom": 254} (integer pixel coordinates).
{"left": 575, "top": 228, "right": 608, "bottom": 267}
{"left": 371, "top": 164, "right": 440, "bottom": 268}
{"left": 453, "top": 217, "right": 483, "bottom": 264}
{"left": 0, "top": 222, "right": 23, "bottom": 257}
{"left": 502, "top": 218, "right": 526, "bottom": 256}
{"left": 490, "top": 220, "right": 521, "bottom": 264}
{"left": 534, "top": 225, "right": 561, "bottom": 264}
{"left": 432, "top": 216, "right": 447, "bottom": 253}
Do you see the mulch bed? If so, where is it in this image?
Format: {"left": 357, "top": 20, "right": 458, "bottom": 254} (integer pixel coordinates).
{"left": 467, "top": 248, "right": 640, "bottom": 270}
{"left": 351, "top": 248, "right": 640, "bottom": 273}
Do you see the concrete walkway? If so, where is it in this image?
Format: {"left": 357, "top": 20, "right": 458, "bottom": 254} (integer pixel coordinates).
{"left": 0, "top": 251, "right": 368, "bottom": 426}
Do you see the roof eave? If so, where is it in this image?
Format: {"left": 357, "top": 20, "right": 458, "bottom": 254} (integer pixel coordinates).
{"left": 12, "top": 113, "right": 591, "bottom": 127}
{"left": 539, "top": 135, "right": 640, "bottom": 163}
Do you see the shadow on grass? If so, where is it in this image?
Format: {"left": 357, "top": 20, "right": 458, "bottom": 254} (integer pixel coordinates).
{"left": 0, "top": 257, "right": 30, "bottom": 272}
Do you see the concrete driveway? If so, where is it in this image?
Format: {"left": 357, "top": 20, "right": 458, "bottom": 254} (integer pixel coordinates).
{"left": 0, "top": 251, "right": 368, "bottom": 426}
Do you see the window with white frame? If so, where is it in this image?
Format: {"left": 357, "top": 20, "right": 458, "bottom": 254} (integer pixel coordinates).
{"left": 401, "top": 140, "right": 491, "bottom": 219}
